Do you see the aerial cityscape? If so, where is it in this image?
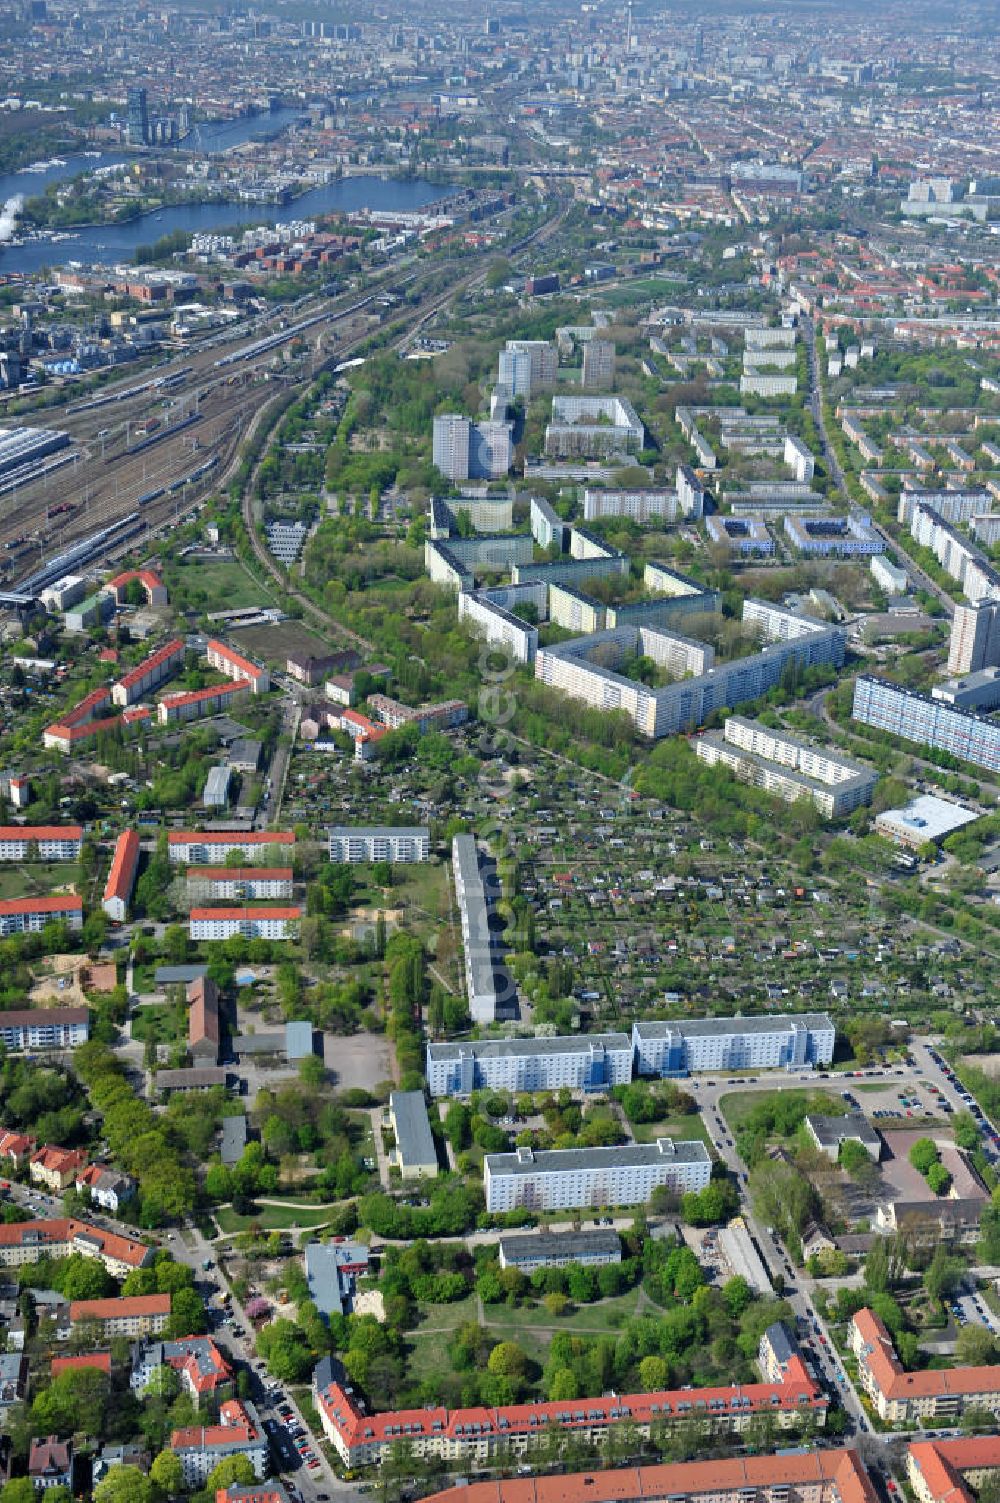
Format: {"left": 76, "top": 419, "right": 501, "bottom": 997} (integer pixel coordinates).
{"left": 0, "top": 0, "right": 999, "bottom": 1500}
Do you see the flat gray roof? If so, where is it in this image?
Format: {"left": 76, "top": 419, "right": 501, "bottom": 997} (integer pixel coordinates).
{"left": 305, "top": 1242, "right": 344, "bottom": 1318}
{"left": 633, "top": 1012, "right": 834, "bottom": 1040}
{"left": 428, "top": 1033, "right": 630, "bottom": 1063}
{"left": 154, "top": 964, "right": 208, "bottom": 985}
{"left": 452, "top": 835, "right": 496, "bottom": 1004}
{"left": 805, "top": 1113, "right": 881, "bottom": 1150}
{"left": 285, "top": 1020, "right": 315, "bottom": 1059}
{"left": 486, "top": 1138, "right": 710, "bottom": 1177}
{"left": 220, "top": 1115, "right": 248, "bottom": 1165}
{"left": 498, "top": 1229, "right": 621, "bottom": 1262}
{"left": 390, "top": 1090, "right": 438, "bottom": 1170}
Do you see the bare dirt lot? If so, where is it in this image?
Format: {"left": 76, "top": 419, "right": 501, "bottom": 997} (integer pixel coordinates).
{"left": 29, "top": 954, "right": 90, "bottom": 1008}
{"left": 323, "top": 1032, "right": 395, "bottom": 1094}
{"left": 231, "top": 620, "right": 335, "bottom": 668}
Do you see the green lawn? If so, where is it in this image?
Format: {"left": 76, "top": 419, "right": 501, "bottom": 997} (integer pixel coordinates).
{"left": 0, "top": 863, "right": 75, "bottom": 900}
{"left": 392, "top": 862, "right": 451, "bottom": 924}
{"left": 172, "top": 558, "right": 278, "bottom": 613}
{"left": 718, "top": 1087, "right": 843, "bottom": 1131}
{"left": 214, "top": 1203, "right": 337, "bottom": 1234}
{"left": 132, "top": 1004, "right": 187, "bottom": 1045}
{"left": 632, "top": 1113, "right": 711, "bottom": 1145}
{"left": 405, "top": 1295, "right": 480, "bottom": 1383}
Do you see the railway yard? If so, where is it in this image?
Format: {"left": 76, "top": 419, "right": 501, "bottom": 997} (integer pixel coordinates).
{"left": 0, "top": 292, "right": 384, "bottom": 599}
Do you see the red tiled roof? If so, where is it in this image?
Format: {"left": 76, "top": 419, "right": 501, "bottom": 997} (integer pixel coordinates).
{"left": 320, "top": 1355, "right": 825, "bottom": 1454}
{"left": 52, "top": 1352, "right": 112, "bottom": 1376}
{"left": 0, "top": 895, "right": 82, "bottom": 917}
{"left": 853, "top": 1308, "right": 1000, "bottom": 1400}
{"left": 116, "top": 637, "right": 184, "bottom": 691}
{"left": 207, "top": 640, "right": 265, "bottom": 679}
{"left": 420, "top": 1448, "right": 874, "bottom": 1503}
{"left": 0, "top": 826, "right": 82, "bottom": 842}
{"left": 71, "top": 1293, "right": 170, "bottom": 1321}
{"left": 186, "top": 866, "right": 293, "bottom": 881}
{"left": 104, "top": 828, "right": 140, "bottom": 904}
{"left": 160, "top": 679, "right": 251, "bottom": 709}
{"left": 31, "top": 1145, "right": 87, "bottom": 1173}
{"left": 0, "top": 1217, "right": 150, "bottom": 1267}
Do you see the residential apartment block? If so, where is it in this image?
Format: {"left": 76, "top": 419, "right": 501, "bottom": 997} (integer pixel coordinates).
{"left": 695, "top": 717, "right": 876, "bottom": 818}
{"left": 103, "top": 828, "right": 140, "bottom": 921}
{"left": 706, "top": 516, "right": 774, "bottom": 556}
{"left": 0, "top": 1218, "right": 152, "bottom": 1276}
{"left": 784, "top": 513, "right": 883, "bottom": 557}
{"left": 544, "top": 396, "right": 644, "bottom": 458}
{"left": 581, "top": 339, "right": 615, "bottom": 389}
{"left": 157, "top": 680, "right": 251, "bottom": 725}
{"left": 328, "top": 826, "right": 429, "bottom": 864}
{"left": 853, "top": 675, "right": 1000, "bottom": 776}
{"left": 206, "top": 640, "right": 269, "bottom": 694}
{"left": 851, "top": 1307, "right": 1000, "bottom": 1423}
{"left": 426, "top": 1034, "right": 633, "bottom": 1097}
{"left": 131, "top": 1336, "right": 232, "bottom": 1402}
{"left": 948, "top": 601, "right": 1000, "bottom": 675}
{"left": 185, "top": 867, "right": 294, "bottom": 902}
{"left": 458, "top": 589, "right": 539, "bottom": 665}
{"left": 70, "top": 1294, "right": 170, "bottom": 1338}
{"left": 433, "top": 414, "right": 512, "bottom": 482}
{"left": 0, "top": 825, "right": 82, "bottom": 862}
{"left": 418, "top": 1449, "right": 872, "bottom": 1503}
{"left": 908, "top": 1436, "right": 1000, "bottom": 1503}
{"left": 171, "top": 1400, "right": 268, "bottom": 1486}
{"left": 582, "top": 489, "right": 679, "bottom": 523}
{"left": 632, "top": 1013, "right": 836, "bottom": 1076}
{"left": 167, "top": 831, "right": 295, "bottom": 865}
{"left": 188, "top": 907, "right": 301, "bottom": 941}
{"left": 315, "top": 1359, "right": 825, "bottom": 1470}
{"left": 452, "top": 834, "right": 499, "bottom": 1023}
{"left": 0, "top": 895, "right": 83, "bottom": 937}
{"left": 498, "top": 339, "right": 557, "bottom": 398}
{"left": 111, "top": 637, "right": 185, "bottom": 706}
{"left": 0, "top": 1004, "right": 88, "bottom": 1052}
{"left": 529, "top": 495, "right": 568, "bottom": 552}
{"left": 536, "top": 603, "right": 844, "bottom": 740}
{"left": 484, "top": 1137, "right": 711, "bottom": 1213}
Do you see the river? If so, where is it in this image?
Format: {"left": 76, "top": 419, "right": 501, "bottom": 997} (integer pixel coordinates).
{"left": 0, "top": 108, "right": 444, "bottom": 275}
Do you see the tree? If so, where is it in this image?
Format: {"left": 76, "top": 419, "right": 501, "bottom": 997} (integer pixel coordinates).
{"left": 94, "top": 1468, "right": 155, "bottom": 1503}
{"left": 638, "top": 1354, "right": 668, "bottom": 1390}
{"left": 0, "top": 1482, "right": 38, "bottom": 1503}
{"left": 956, "top": 1323, "right": 1000, "bottom": 1366}
{"left": 909, "top": 1138, "right": 939, "bottom": 1175}
{"left": 548, "top": 1366, "right": 579, "bottom": 1401}
{"left": 149, "top": 1449, "right": 184, "bottom": 1494}
{"left": 206, "top": 1455, "right": 257, "bottom": 1490}
{"left": 924, "top": 1244, "right": 962, "bottom": 1303}
{"left": 487, "top": 1341, "right": 527, "bottom": 1378}
{"left": 927, "top": 1161, "right": 952, "bottom": 1196}
{"left": 953, "top": 1112, "right": 980, "bottom": 1151}
{"left": 722, "top": 1275, "right": 752, "bottom": 1318}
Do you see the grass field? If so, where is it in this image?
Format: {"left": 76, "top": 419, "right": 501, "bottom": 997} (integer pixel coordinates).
{"left": 132, "top": 1004, "right": 187, "bottom": 1046}
{"left": 406, "top": 1287, "right": 644, "bottom": 1379}
{"left": 718, "top": 1087, "right": 843, "bottom": 1130}
{"left": 392, "top": 862, "right": 451, "bottom": 925}
{"left": 215, "top": 1202, "right": 336, "bottom": 1234}
{"left": 173, "top": 558, "right": 277, "bottom": 613}
{"left": 0, "top": 863, "right": 76, "bottom": 901}
{"left": 632, "top": 1113, "right": 711, "bottom": 1145}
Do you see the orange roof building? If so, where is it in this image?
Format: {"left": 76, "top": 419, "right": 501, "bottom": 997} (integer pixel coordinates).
{"left": 315, "top": 1356, "right": 827, "bottom": 1468}
{"left": 206, "top": 640, "right": 269, "bottom": 694}
{"left": 851, "top": 1307, "right": 1000, "bottom": 1422}
{"left": 111, "top": 637, "right": 184, "bottom": 706}
{"left": 420, "top": 1449, "right": 877, "bottom": 1503}
{"left": 908, "top": 1436, "right": 1000, "bottom": 1503}
{"left": 0, "top": 895, "right": 82, "bottom": 936}
{"left": 52, "top": 1352, "right": 112, "bottom": 1377}
{"left": 70, "top": 1293, "right": 170, "bottom": 1336}
{"left": 0, "top": 1217, "right": 152, "bottom": 1275}
{"left": 103, "top": 828, "right": 141, "bottom": 921}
